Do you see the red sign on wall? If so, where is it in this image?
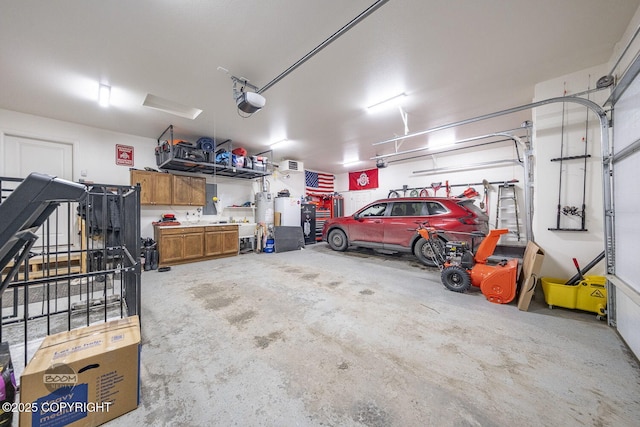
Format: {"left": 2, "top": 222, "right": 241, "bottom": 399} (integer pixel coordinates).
{"left": 116, "top": 144, "right": 134, "bottom": 166}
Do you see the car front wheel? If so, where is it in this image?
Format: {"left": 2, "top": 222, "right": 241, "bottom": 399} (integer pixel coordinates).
{"left": 327, "top": 229, "right": 348, "bottom": 251}
{"left": 414, "top": 237, "right": 446, "bottom": 267}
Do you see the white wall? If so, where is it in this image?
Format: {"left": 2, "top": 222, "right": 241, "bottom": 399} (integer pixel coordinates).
{"left": 532, "top": 64, "right": 609, "bottom": 278}
{"left": 267, "top": 168, "right": 306, "bottom": 200}
{"left": 337, "top": 142, "right": 524, "bottom": 202}
{"left": 0, "top": 108, "right": 155, "bottom": 185}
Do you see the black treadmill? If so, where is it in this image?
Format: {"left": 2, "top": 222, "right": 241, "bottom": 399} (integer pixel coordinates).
{"left": 0, "top": 172, "right": 86, "bottom": 297}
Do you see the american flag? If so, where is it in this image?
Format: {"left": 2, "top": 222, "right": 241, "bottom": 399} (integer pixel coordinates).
{"left": 305, "top": 170, "right": 334, "bottom": 195}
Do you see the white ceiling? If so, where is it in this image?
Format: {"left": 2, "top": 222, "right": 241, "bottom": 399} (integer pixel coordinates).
{"left": 1, "top": 0, "right": 638, "bottom": 174}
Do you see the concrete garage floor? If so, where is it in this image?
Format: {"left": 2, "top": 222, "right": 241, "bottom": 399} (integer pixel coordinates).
{"left": 107, "top": 243, "right": 640, "bottom": 427}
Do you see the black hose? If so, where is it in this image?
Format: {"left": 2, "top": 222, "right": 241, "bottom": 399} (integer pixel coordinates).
{"left": 564, "top": 251, "right": 605, "bottom": 286}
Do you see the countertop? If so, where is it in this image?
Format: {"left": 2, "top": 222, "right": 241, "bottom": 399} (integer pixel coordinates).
{"left": 154, "top": 222, "right": 243, "bottom": 229}
{"left": 154, "top": 222, "right": 257, "bottom": 238}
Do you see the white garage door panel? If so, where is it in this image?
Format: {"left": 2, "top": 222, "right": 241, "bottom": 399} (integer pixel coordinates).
{"left": 613, "top": 157, "right": 640, "bottom": 286}
{"left": 612, "top": 63, "right": 640, "bottom": 360}
{"left": 613, "top": 75, "right": 640, "bottom": 151}
{"left": 615, "top": 291, "right": 640, "bottom": 358}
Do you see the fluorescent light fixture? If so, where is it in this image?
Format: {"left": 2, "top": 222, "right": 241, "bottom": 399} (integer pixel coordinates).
{"left": 143, "top": 94, "right": 203, "bottom": 120}
{"left": 342, "top": 160, "right": 362, "bottom": 167}
{"left": 98, "top": 84, "right": 111, "bottom": 107}
{"left": 270, "top": 139, "right": 289, "bottom": 149}
{"left": 366, "top": 92, "right": 407, "bottom": 113}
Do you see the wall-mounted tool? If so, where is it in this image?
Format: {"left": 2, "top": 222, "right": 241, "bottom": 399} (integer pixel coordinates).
{"left": 548, "top": 81, "right": 590, "bottom": 232}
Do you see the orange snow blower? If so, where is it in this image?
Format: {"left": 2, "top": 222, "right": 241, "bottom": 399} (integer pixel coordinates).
{"left": 416, "top": 223, "right": 518, "bottom": 304}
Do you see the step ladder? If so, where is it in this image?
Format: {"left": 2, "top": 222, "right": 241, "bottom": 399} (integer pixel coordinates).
{"left": 495, "top": 182, "right": 521, "bottom": 241}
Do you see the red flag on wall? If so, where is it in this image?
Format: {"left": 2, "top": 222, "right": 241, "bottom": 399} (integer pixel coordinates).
{"left": 349, "top": 168, "right": 379, "bottom": 191}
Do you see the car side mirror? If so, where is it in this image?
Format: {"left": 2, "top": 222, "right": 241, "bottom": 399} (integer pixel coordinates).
{"left": 353, "top": 213, "right": 360, "bottom": 220}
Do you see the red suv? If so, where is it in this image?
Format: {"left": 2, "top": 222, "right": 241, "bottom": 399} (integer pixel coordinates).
{"left": 321, "top": 197, "right": 489, "bottom": 266}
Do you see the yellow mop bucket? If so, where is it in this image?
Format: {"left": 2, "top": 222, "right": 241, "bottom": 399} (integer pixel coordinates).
{"left": 541, "top": 276, "right": 607, "bottom": 316}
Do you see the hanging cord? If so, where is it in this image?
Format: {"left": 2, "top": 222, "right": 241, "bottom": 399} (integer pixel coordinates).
{"left": 556, "top": 82, "right": 567, "bottom": 229}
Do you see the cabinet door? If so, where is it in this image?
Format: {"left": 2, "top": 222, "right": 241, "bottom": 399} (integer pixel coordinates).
{"left": 221, "top": 229, "right": 239, "bottom": 254}
{"left": 183, "top": 231, "right": 204, "bottom": 259}
{"left": 171, "top": 175, "right": 206, "bottom": 206}
{"left": 131, "top": 170, "right": 154, "bottom": 205}
{"left": 131, "top": 170, "right": 172, "bottom": 205}
{"left": 154, "top": 173, "right": 173, "bottom": 205}
{"left": 160, "top": 234, "right": 185, "bottom": 264}
{"left": 190, "top": 177, "right": 206, "bottom": 206}
{"left": 171, "top": 175, "right": 192, "bottom": 205}
{"left": 204, "top": 231, "right": 223, "bottom": 256}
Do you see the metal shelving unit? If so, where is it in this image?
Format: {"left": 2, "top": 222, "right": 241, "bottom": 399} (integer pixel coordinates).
{"left": 155, "top": 125, "right": 273, "bottom": 180}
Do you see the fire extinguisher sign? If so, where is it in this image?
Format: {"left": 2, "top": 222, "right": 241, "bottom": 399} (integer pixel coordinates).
{"left": 116, "top": 144, "right": 134, "bottom": 166}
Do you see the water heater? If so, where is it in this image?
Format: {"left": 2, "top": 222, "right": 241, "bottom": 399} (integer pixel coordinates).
{"left": 255, "top": 192, "right": 274, "bottom": 225}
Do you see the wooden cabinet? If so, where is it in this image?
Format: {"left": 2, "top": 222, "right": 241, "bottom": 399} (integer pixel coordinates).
{"left": 155, "top": 226, "right": 204, "bottom": 265}
{"left": 155, "top": 224, "right": 238, "bottom": 267}
{"left": 204, "top": 225, "right": 239, "bottom": 256}
{"left": 172, "top": 175, "right": 206, "bottom": 206}
{"left": 131, "top": 170, "right": 172, "bottom": 205}
{"left": 131, "top": 170, "right": 206, "bottom": 206}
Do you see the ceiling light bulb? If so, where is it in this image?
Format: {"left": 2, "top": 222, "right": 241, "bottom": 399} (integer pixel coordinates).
{"left": 342, "top": 160, "right": 362, "bottom": 167}
{"left": 98, "top": 84, "right": 111, "bottom": 108}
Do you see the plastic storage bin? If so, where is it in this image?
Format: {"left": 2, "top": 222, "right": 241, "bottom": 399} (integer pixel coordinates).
{"left": 541, "top": 275, "right": 607, "bottom": 316}
{"left": 263, "top": 238, "right": 275, "bottom": 253}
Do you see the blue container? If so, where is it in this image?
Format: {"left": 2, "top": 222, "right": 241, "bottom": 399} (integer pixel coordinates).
{"left": 264, "top": 238, "right": 275, "bottom": 253}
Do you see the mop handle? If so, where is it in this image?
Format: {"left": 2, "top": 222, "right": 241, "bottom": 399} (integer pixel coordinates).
{"left": 572, "top": 258, "right": 585, "bottom": 281}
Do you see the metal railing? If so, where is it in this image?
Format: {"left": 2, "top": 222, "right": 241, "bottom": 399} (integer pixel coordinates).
{"left": 0, "top": 177, "right": 141, "bottom": 369}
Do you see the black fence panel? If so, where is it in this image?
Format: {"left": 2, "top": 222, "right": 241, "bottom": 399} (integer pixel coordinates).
{"left": 0, "top": 176, "right": 141, "bottom": 373}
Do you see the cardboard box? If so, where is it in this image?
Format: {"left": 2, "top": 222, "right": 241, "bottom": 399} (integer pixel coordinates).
{"left": 19, "top": 316, "right": 140, "bottom": 427}
{"left": 517, "top": 241, "right": 545, "bottom": 311}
